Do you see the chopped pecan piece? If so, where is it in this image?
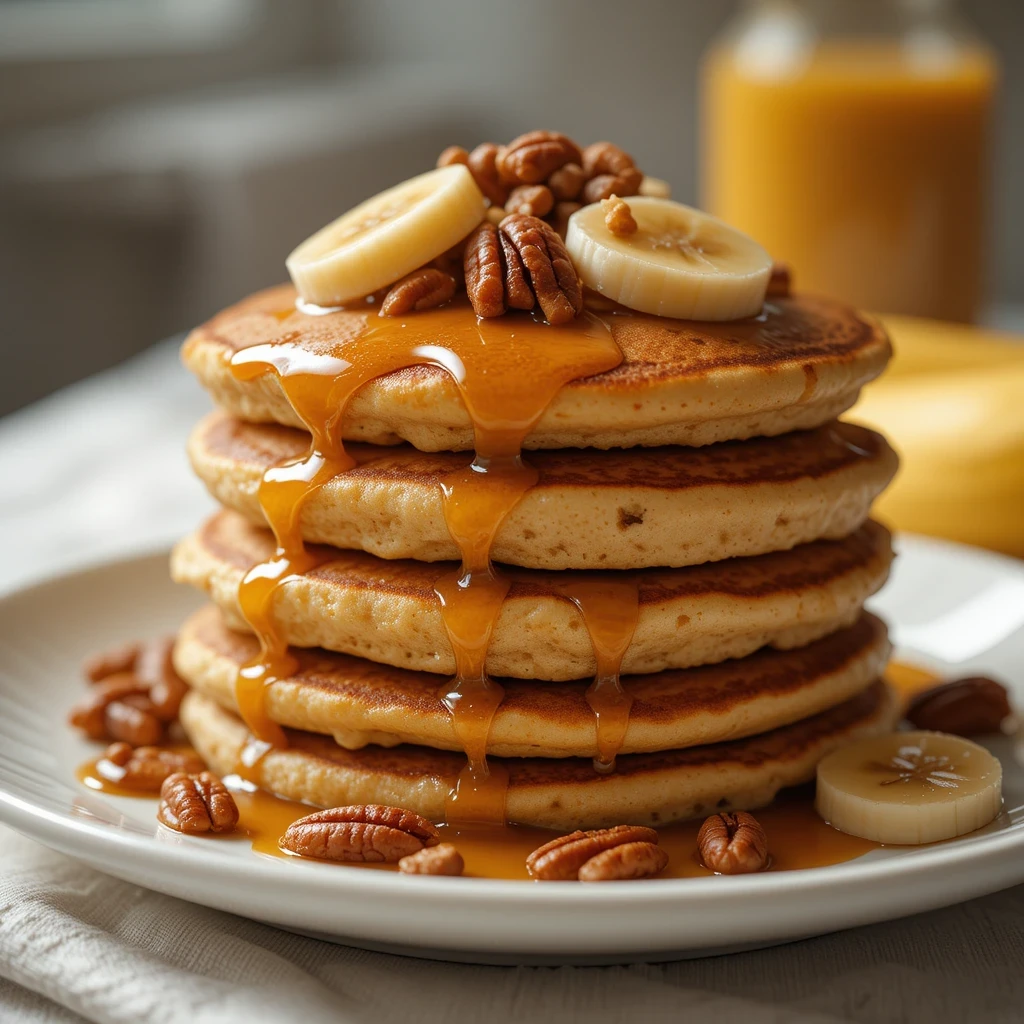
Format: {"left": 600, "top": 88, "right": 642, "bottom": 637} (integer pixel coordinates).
{"left": 82, "top": 642, "right": 141, "bottom": 683}
{"left": 158, "top": 771, "right": 239, "bottom": 835}
{"left": 582, "top": 167, "right": 643, "bottom": 204}
{"left": 527, "top": 824, "right": 661, "bottom": 880}
{"left": 497, "top": 131, "right": 582, "bottom": 186}
{"left": 280, "top": 805, "right": 440, "bottom": 863}
{"left": 505, "top": 184, "right": 554, "bottom": 218}
{"left": 547, "top": 162, "right": 585, "bottom": 201}
{"left": 602, "top": 195, "right": 638, "bottom": 236}
{"left": 380, "top": 267, "right": 457, "bottom": 316}
{"left": 905, "top": 676, "right": 1013, "bottom": 736}
{"left": 697, "top": 812, "right": 769, "bottom": 874}
{"left": 498, "top": 214, "right": 583, "bottom": 325}
{"left": 766, "top": 264, "right": 792, "bottom": 298}
{"left": 577, "top": 841, "right": 668, "bottom": 881}
{"left": 467, "top": 143, "right": 509, "bottom": 207}
{"left": 98, "top": 742, "right": 206, "bottom": 792}
{"left": 399, "top": 843, "right": 465, "bottom": 876}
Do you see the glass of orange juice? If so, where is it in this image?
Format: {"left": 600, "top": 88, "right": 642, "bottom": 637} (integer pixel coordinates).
{"left": 701, "top": 0, "right": 997, "bottom": 322}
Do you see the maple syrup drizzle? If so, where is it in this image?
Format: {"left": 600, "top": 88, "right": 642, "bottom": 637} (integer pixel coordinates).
{"left": 228, "top": 297, "right": 622, "bottom": 821}
{"left": 551, "top": 577, "right": 640, "bottom": 771}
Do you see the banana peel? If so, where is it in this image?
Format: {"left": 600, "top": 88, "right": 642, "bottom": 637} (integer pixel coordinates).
{"left": 850, "top": 315, "right": 1024, "bottom": 557}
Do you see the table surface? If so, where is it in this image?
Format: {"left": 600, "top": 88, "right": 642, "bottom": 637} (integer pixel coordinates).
{"left": 1, "top": 338, "right": 1023, "bottom": 1024}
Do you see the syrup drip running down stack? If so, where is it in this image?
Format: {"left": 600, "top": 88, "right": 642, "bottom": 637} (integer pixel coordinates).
{"left": 170, "top": 143, "right": 902, "bottom": 832}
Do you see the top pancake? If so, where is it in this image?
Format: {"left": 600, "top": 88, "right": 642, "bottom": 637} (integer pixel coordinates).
{"left": 182, "top": 285, "right": 891, "bottom": 450}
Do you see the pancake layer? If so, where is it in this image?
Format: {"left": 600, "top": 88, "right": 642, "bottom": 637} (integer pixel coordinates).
{"left": 173, "top": 605, "right": 891, "bottom": 757}
{"left": 188, "top": 413, "right": 898, "bottom": 569}
{"left": 182, "top": 286, "right": 891, "bottom": 450}
{"left": 181, "top": 681, "right": 899, "bottom": 829}
{"left": 173, "top": 512, "right": 893, "bottom": 680}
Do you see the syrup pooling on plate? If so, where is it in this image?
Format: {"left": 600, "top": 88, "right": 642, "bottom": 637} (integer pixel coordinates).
{"left": 229, "top": 296, "right": 622, "bottom": 820}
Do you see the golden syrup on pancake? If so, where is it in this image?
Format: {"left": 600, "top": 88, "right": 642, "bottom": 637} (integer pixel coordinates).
{"left": 228, "top": 296, "right": 622, "bottom": 821}
{"left": 549, "top": 577, "right": 640, "bottom": 771}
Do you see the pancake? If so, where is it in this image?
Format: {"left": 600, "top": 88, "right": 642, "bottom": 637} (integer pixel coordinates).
{"left": 173, "top": 511, "right": 893, "bottom": 680}
{"left": 173, "top": 605, "right": 891, "bottom": 757}
{"left": 180, "top": 680, "right": 899, "bottom": 829}
{"left": 182, "top": 286, "right": 891, "bottom": 451}
{"left": 188, "top": 412, "right": 898, "bottom": 569}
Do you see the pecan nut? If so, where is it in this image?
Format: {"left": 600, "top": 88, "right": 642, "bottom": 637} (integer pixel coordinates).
{"left": 582, "top": 167, "right": 643, "bottom": 204}
{"left": 82, "top": 642, "right": 141, "bottom": 683}
{"left": 497, "top": 131, "right": 582, "bottom": 186}
{"left": 398, "top": 842, "right": 465, "bottom": 876}
{"left": 280, "top": 804, "right": 440, "bottom": 863}
{"left": 526, "top": 824, "right": 660, "bottom": 880}
{"left": 158, "top": 771, "right": 239, "bottom": 834}
{"left": 697, "top": 812, "right": 769, "bottom": 874}
{"left": 581, "top": 141, "right": 636, "bottom": 178}
{"left": 602, "top": 195, "right": 638, "bottom": 237}
{"left": 103, "top": 698, "right": 164, "bottom": 747}
{"left": 505, "top": 184, "right": 554, "bottom": 219}
{"left": 577, "top": 841, "right": 668, "bottom": 882}
{"left": 465, "top": 222, "right": 508, "bottom": 318}
{"left": 498, "top": 214, "right": 583, "bottom": 325}
{"left": 135, "top": 636, "right": 188, "bottom": 722}
{"left": 905, "top": 676, "right": 1013, "bottom": 736}
{"left": 380, "top": 267, "right": 456, "bottom": 317}
{"left": 436, "top": 145, "right": 469, "bottom": 169}
{"left": 547, "top": 162, "right": 585, "bottom": 201}
{"left": 68, "top": 672, "right": 152, "bottom": 740}
{"left": 99, "top": 742, "right": 206, "bottom": 792}
{"left": 467, "top": 143, "right": 510, "bottom": 207}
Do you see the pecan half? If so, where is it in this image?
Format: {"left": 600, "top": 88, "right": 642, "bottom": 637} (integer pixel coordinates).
{"left": 766, "top": 264, "right": 792, "bottom": 298}
{"left": 68, "top": 672, "right": 152, "bottom": 740}
{"left": 380, "top": 268, "right": 456, "bottom": 317}
{"left": 602, "top": 195, "right": 638, "bottom": 236}
{"left": 158, "top": 771, "right": 239, "bottom": 834}
{"left": 526, "top": 824, "right": 660, "bottom": 880}
{"left": 83, "top": 642, "right": 141, "bottom": 683}
{"left": 505, "top": 184, "right": 554, "bottom": 219}
{"left": 436, "top": 145, "right": 469, "bottom": 169}
{"left": 499, "top": 214, "right": 583, "bottom": 325}
{"left": 905, "top": 676, "right": 1013, "bottom": 736}
{"left": 399, "top": 843, "right": 464, "bottom": 876}
{"left": 547, "top": 162, "right": 585, "bottom": 201}
{"left": 497, "top": 131, "right": 582, "bottom": 186}
{"left": 577, "top": 841, "right": 668, "bottom": 882}
{"left": 135, "top": 636, "right": 188, "bottom": 722}
{"left": 582, "top": 141, "right": 635, "bottom": 178}
{"left": 467, "top": 143, "right": 509, "bottom": 207}
{"left": 697, "top": 812, "right": 769, "bottom": 874}
{"left": 104, "top": 698, "right": 164, "bottom": 747}
{"left": 98, "top": 742, "right": 206, "bottom": 792}
{"left": 280, "top": 805, "right": 440, "bottom": 863}
{"left": 582, "top": 167, "right": 643, "bottom": 204}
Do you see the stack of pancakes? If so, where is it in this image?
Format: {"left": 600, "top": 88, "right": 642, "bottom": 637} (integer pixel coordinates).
{"left": 171, "top": 284, "right": 900, "bottom": 831}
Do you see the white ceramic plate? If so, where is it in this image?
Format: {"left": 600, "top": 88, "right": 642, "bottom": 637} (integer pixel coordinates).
{"left": 1, "top": 536, "right": 1023, "bottom": 964}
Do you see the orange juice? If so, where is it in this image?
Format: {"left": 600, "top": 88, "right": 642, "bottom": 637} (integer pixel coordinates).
{"left": 702, "top": 39, "right": 996, "bottom": 321}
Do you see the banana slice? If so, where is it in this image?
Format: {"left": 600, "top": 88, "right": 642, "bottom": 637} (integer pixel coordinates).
{"left": 564, "top": 197, "right": 772, "bottom": 320}
{"left": 816, "top": 731, "right": 1002, "bottom": 845}
{"left": 286, "top": 165, "right": 485, "bottom": 306}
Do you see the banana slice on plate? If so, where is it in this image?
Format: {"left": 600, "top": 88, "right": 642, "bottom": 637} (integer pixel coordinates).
{"left": 286, "top": 165, "right": 486, "bottom": 306}
{"left": 816, "top": 731, "right": 1003, "bottom": 845}
{"left": 565, "top": 197, "right": 772, "bottom": 320}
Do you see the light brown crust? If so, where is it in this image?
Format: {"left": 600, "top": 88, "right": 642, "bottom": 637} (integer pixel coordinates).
{"left": 181, "top": 286, "right": 891, "bottom": 450}
{"left": 172, "top": 604, "right": 891, "bottom": 758}
{"left": 179, "top": 681, "right": 900, "bottom": 829}
{"left": 172, "top": 510, "right": 893, "bottom": 680}
{"left": 187, "top": 412, "right": 898, "bottom": 569}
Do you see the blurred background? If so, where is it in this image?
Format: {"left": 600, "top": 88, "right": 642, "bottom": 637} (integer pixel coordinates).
{"left": 0, "top": 0, "right": 1022, "bottom": 565}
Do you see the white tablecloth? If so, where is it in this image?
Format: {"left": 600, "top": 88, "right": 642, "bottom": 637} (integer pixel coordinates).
{"left": 1, "top": 341, "right": 1023, "bottom": 1023}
